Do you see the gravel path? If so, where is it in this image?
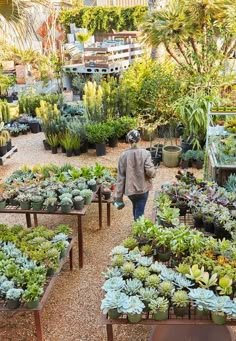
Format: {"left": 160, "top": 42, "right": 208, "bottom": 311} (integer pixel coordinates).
{"left": 0, "top": 133, "right": 234, "bottom": 341}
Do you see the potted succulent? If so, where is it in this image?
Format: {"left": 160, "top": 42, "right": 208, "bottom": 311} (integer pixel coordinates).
{"left": 31, "top": 195, "right": 44, "bottom": 211}
{"left": 101, "top": 291, "right": 129, "bottom": 319}
{"left": 172, "top": 290, "right": 189, "bottom": 317}
{"left": 22, "top": 284, "right": 43, "bottom": 309}
{"left": 60, "top": 197, "right": 73, "bottom": 213}
{"left": 87, "top": 179, "right": 97, "bottom": 192}
{"left": 80, "top": 189, "right": 93, "bottom": 205}
{"left": 149, "top": 297, "right": 169, "bottom": 321}
{"left": 193, "top": 150, "right": 205, "bottom": 169}
{"left": 6, "top": 288, "right": 23, "bottom": 309}
{"left": 180, "top": 152, "right": 191, "bottom": 169}
{"left": 44, "top": 197, "right": 57, "bottom": 213}
{"left": 17, "top": 193, "right": 31, "bottom": 210}
{"left": 188, "top": 288, "right": 215, "bottom": 317}
{"left": 102, "top": 187, "right": 112, "bottom": 200}
{"left": 175, "top": 199, "right": 188, "bottom": 216}
{"left": 158, "top": 281, "right": 175, "bottom": 298}
{"left": 208, "top": 296, "right": 233, "bottom": 325}
{"left": 158, "top": 207, "right": 180, "bottom": 227}
{"left": 73, "top": 195, "right": 84, "bottom": 210}
{"left": 125, "top": 295, "right": 145, "bottom": 323}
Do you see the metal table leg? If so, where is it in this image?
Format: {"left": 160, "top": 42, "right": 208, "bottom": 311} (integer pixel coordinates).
{"left": 106, "top": 324, "right": 113, "bottom": 341}
{"left": 26, "top": 213, "right": 32, "bottom": 227}
{"left": 34, "top": 310, "right": 44, "bottom": 341}
{"left": 69, "top": 248, "right": 73, "bottom": 271}
{"left": 98, "top": 186, "right": 102, "bottom": 229}
{"left": 107, "top": 202, "right": 111, "bottom": 227}
{"left": 78, "top": 215, "right": 83, "bottom": 268}
{"left": 33, "top": 213, "right": 38, "bottom": 227}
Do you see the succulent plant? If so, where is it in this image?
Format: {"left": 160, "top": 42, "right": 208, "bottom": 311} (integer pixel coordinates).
{"left": 102, "top": 267, "right": 122, "bottom": 279}
{"left": 158, "top": 281, "right": 175, "bottom": 297}
{"left": 0, "top": 280, "right": 15, "bottom": 294}
{"left": 149, "top": 297, "right": 169, "bottom": 313}
{"left": 122, "top": 262, "right": 135, "bottom": 276}
{"left": 71, "top": 189, "right": 81, "bottom": 197}
{"left": 173, "top": 274, "right": 194, "bottom": 289}
{"left": 139, "top": 287, "right": 158, "bottom": 303}
{"left": 133, "top": 266, "right": 150, "bottom": 281}
{"left": 149, "top": 262, "right": 166, "bottom": 274}
{"left": 60, "top": 197, "right": 73, "bottom": 206}
{"left": 140, "top": 244, "right": 153, "bottom": 255}
{"left": 160, "top": 267, "right": 176, "bottom": 282}
{"left": 188, "top": 288, "right": 216, "bottom": 311}
{"left": 44, "top": 197, "right": 57, "bottom": 206}
{"left": 73, "top": 195, "right": 84, "bottom": 202}
{"left": 186, "top": 264, "right": 205, "bottom": 281}
{"left": 111, "top": 245, "right": 129, "bottom": 256}
{"left": 176, "top": 263, "right": 190, "bottom": 275}
{"left": 172, "top": 290, "right": 189, "bottom": 308}
{"left": 101, "top": 290, "right": 129, "bottom": 314}
{"left": 59, "top": 193, "right": 73, "bottom": 201}
{"left": 126, "top": 248, "right": 142, "bottom": 262}
{"left": 31, "top": 195, "right": 44, "bottom": 203}
{"left": 111, "top": 255, "right": 125, "bottom": 267}
{"left": 122, "top": 237, "right": 138, "bottom": 250}
{"left": 123, "top": 295, "right": 145, "bottom": 314}
{"left": 6, "top": 288, "right": 23, "bottom": 300}
{"left": 102, "top": 276, "right": 125, "bottom": 292}
{"left": 137, "top": 256, "right": 153, "bottom": 267}
{"left": 207, "top": 295, "right": 233, "bottom": 315}
{"left": 198, "top": 272, "right": 218, "bottom": 288}
{"left": 124, "top": 279, "right": 143, "bottom": 295}
{"left": 145, "top": 274, "right": 161, "bottom": 288}
{"left": 80, "top": 189, "right": 93, "bottom": 198}
{"left": 87, "top": 179, "right": 96, "bottom": 186}
{"left": 217, "top": 276, "right": 233, "bottom": 295}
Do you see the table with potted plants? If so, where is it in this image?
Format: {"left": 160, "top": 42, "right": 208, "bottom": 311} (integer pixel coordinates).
{"left": 100, "top": 171, "right": 236, "bottom": 340}
{"left": 0, "top": 164, "right": 116, "bottom": 268}
{"left": 0, "top": 223, "right": 74, "bottom": 341}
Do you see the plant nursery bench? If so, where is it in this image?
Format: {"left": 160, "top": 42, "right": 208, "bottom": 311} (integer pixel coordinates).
{"left": 0, "top": 187, "right": 113, "bottom": 269}
{"left": 100, "top": 310, "right": 235, "bottom": 341}
{"left": 0, "top": 238, "right": 74, "bottom": 341}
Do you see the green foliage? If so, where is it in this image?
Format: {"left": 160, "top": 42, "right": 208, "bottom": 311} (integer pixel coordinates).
{"left": 59, "top": 6, "right": 147, "bottom": 34}
{"left": 86, "top": 122, "right": 112, "bottom": 144}
{"left": 0, "top": 100, "right": 10, "bottom": 123}
{"left": 19, "top": 90, "right": 60, "bottom": 116}
{"left": 83, "top": 81, "right": 103, "bottom": 122}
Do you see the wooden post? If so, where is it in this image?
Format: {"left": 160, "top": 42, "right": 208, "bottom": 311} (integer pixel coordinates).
{"left": 77, "top": 215, "right": 83, "bottom": 268}
{"left": 34, "top": 311, "right": 44, "bottom": 341}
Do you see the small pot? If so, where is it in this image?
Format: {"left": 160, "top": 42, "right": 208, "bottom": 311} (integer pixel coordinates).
{"left": 20, "top": 201, "right": 30, "bottom": 210}
{"left": 103, "top": 192, "right": 111, "bottom": 200}
{"left": 88, "top": 184, "right": 97, "bottom": 192}
{"left": 181, "top": 160, "right": 189, "bottom": 169}
{"left": 66, "top": 149, "right": 73, "bottom": 157}
{"left": 80, "top": 141, "right": 88, "bottom": 153}
{"left": 156, "top": 248, "right": 171, "bottom": 262}
{"left": 60, "top": 248, "right": 67, "bottom": 259}
{"left": 46, "top": 205, "right": 57, "bottom": 213}
{"left": 25, "top": 299, "right": 39, "bottom": 309}
{"left": 152, "top": 154, "right": 161, "bottom": 167}
{"left": 203, "top": 220, "right": 214, "bottom": 233}
{"left": 43, "top": 139, "right": 51, "bottom": 151}
{"left": 6, "top": 299, "right": 20, "bottom": 309}
{"left": 153, "top": 309, "right": 168, "bottom": 321}
{"left": 174, "top": 306, "right": 188, "bottom": 317}
{"left": 211, "top": 312, "right": 226, "bottom": 325}
{"left": 29, "top": 121, "right": 40, "bottom": 134}
{"left": 193, "top": 217, "right": 204, "bottom": 228}
{"left": 195, "top": 160, "right": 204, "bottom": 169}
{"left": 196, "top": 308, "right": 208, "bottom": 317}
{"left": 84, "top": 196, "right": 92, "bottom": 205}
{"left": 108, "top": 308, "right": 121, "bottom": 319}
{"left": 31, "top": 201, "right": 43, "bottom": 211}
{"left": 74, "top": 199, "right": 84, "bottom": 210}
{"left": 47, "top": 268, "right": 56, "bottom": 277}
{"left": 73, "top": 149, "right": 81, "bottom": 156}
{"left": 61, "top": 204, "right": 72, "bottom": 213}
{"left": 127, "top": 313, "right": 142, "bottom": 323}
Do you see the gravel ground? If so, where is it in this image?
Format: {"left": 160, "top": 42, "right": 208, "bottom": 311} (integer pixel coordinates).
{"left": 0, "top": 133, "right": 235, "bottom": 341}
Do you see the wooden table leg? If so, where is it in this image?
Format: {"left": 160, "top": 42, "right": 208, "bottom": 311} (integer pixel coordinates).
{"left": 34, "top": 310, "right": 44, "bottom": 341}
{"left": 26, "top": 213, "right": 32, "bottom": 228}
{"left": 78, "top": 215, "right": 83, "bottom": 268}
{"left": 69, "top": 248, "right": 73, "bottom": 271}
{"left": 98, "top": 186, "right": 102, "bottom": 229}
{"left": 107, "top": 202, "right": 111, "bottom": 227}
{"left": 33, "top": 213, "right": 38, "bottom": 227}
{"left": 106, "top": 324, "right": 113, "bottom": 341}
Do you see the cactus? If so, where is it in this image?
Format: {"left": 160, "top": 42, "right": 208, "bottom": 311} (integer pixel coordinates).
{"left": 1, "top": 130, "right": 10, "bottom": 142}
{"left": 0, "top": 100, "right": 10, "bottom": 123}
{"left": 0, "top": 136, "right": 6, "bottom": 146}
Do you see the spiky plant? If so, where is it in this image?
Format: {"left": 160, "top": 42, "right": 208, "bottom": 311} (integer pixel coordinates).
{"left": 158, "top": 281, "right": 175, "bottom": 297}
{"left": 133, "top": 266, "right": 150, "bottom": 281}
{"left": 172, "top": 290, "right": 189, "bottom": 308}
{"left": 145, "top": 274, "right": 161, "bottom": 288}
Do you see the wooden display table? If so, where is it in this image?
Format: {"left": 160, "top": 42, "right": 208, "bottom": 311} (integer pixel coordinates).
{"left": 0, "top": 238, "right": 74, "bottom": 341}
{"left": 0, "top": 187, "right": 112, "bottom": 268}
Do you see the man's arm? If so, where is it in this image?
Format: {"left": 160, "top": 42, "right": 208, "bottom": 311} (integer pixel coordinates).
{"left": 144, "top": 152, "right": 156, "bottom": 179}
{"left": 115, "top": 155, "right": 126, "bottom": 200}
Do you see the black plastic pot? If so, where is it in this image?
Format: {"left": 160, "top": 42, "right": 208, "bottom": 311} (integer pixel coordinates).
{"left": 181, "top": 160, "right": 189, "bottom": 169}
{"left": 66, "top": 149, "right": 73, "bottom": 157}
{"left": 96, "top": 143, "right": 106, "bottom": 156}
{"left": 73, "top": 149, "right": 81, "bottom": 156}
{"left": 6, "top": 140, "right": 12, "bottom": 152}
{"left": 0, "top": 145, "right": 7, "bottom": 157}
{"left": 108, "top": 136, "right": 118, "bottom": 148}
{"left": 43, "top": 140, "right": 51, "bottom": 151}
{"left": 214, "top": 223, "right": 231, "bottom": 240}
{"left": 29, "top": 121, "right": 40, "bottom": 134}
{"left": 193, "top": 217, "right": 204, "bottom": 228}
{"left": 152, "top": 154, "right": 161, "bottom": 166}
{"left": 51, "top": 146, "right": 58, "bottom": 154}
{"left": 61, "top": 146, "right": 66, "bottom": 153}
{"left": 195, "top": 160, "right": 204, "bottom": 169}
{"left": 80, "top": 141, "right": 88, "bottom": 153}
{"left": 203, "top": 220, "right": 214, "bottom": 233}
{"left": 180, "top": 140, "right": 193, "bottom": 153}
{"left": 88, "top": 142, "right": 96, "bottom": 149}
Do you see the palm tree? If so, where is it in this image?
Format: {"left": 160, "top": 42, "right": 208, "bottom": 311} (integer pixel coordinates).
{"left": 141, "top": 0, "right": 236, "bottom": 77}
{"left": 76, "top": 31, "right": 91, "bottom": 64}
{"left": 0, "top": 0, "right": 47, "bottom": 48}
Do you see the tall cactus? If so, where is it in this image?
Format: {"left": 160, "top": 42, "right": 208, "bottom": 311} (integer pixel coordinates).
{"left": 0, "top": 100, "right": 10, "bottom": 123}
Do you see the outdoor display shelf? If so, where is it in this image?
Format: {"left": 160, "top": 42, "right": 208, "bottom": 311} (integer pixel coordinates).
{"left": 0, "top": 186, "right": 111, "bottom": 269}
{"left": 0, "top": 238, "right": 74, "bottom": 341}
